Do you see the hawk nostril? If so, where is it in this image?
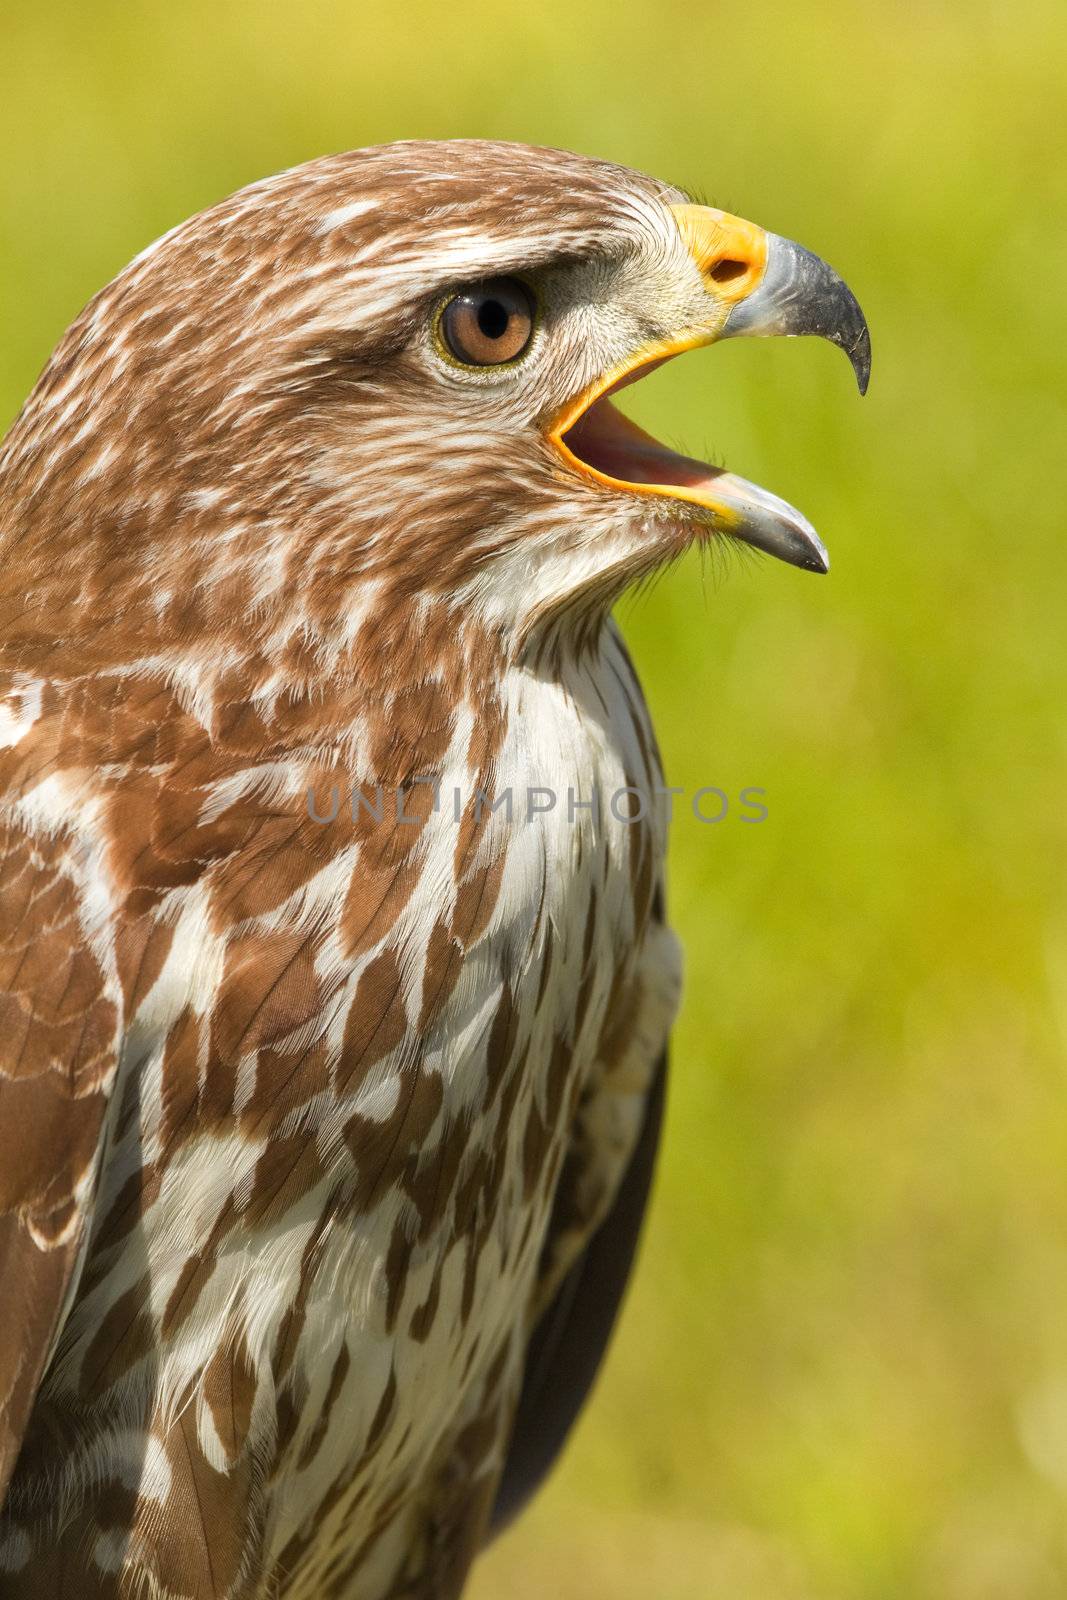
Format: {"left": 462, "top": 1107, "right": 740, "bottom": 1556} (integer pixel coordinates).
{"left": 709, "top": 258, "right": 749, "bottom": 284}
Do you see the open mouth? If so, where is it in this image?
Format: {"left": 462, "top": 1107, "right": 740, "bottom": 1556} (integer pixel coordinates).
{"left": 561, "top": 382, "right": 723, "bottom": 494}
{"left": 549, "top": 343, "right": 832, "bottom": 575}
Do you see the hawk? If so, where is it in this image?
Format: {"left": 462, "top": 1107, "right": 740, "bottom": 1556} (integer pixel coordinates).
{"left": 0, "top": 141, "right": 868, "bottom": 1598}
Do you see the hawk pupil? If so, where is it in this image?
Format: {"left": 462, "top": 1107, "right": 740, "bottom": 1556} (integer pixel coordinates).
{"left": 477, "top": 299, "right": 509, "bottom": 340}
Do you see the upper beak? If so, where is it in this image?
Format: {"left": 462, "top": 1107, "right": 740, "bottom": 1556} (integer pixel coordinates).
{"left": 549, "top": 204, "right": 870, "bottom": 575}
{"left": 670, "top": 204, "right": 871, "bottom": 395}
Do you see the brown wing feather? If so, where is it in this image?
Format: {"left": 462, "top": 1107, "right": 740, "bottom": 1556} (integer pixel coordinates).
{"left": 0, "top": 818, "right": 119, "bottom": 1499}
{"left": 489, "top": 1051, "right": 666, "bottom": 1533}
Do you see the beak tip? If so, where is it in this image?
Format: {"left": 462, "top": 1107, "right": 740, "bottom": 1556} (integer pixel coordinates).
{"left": 834, "top": 314, "right": 871, "bottom": 395}
{"left": 800, "top": 526, "right": 831, "bottom": 575}
{"left": 800, "top": 540, "right": 831, "bottom": 574}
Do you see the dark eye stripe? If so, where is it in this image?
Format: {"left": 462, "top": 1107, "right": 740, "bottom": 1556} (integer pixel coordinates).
{"left": 439, "top": 278, "right": 535, "bottom": 367}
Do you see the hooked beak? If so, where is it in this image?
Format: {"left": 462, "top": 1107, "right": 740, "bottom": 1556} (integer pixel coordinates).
{"left": 548, "top": 203, "right": 870, "bottom": 574}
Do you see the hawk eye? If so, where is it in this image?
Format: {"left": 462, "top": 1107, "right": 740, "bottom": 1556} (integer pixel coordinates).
{"left": 439, "top": 278, "right": 535, "bottom": 367}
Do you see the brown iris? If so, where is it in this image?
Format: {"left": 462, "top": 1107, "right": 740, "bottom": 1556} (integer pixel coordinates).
{"left": 439, "top": 277, "right": 535, "bottom": 366}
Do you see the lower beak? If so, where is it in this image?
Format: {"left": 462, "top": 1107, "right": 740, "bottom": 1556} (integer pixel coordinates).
{"left": 557, "top": 398, "right": 832, "bottom": 571}
{"left": 550, "top": 205, "right": 870, "bottom": 574}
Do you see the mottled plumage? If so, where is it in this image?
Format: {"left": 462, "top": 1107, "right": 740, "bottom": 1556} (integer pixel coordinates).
{"left": 0, "top": 140, "right": 867, "bottom": 1597}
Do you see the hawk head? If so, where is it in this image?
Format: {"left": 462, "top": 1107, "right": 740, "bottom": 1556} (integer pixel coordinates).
{"left": 1, "top": 140, "right": 868, "bottom": 678}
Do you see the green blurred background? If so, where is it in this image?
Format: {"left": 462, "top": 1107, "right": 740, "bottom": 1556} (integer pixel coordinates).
{"left": 2, "top": 2, "right": 1065, "bottom": 1594}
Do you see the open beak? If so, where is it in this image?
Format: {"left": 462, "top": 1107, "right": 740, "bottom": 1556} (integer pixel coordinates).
{"left": 548, "top": 204, "right": 870, "bottom": 574}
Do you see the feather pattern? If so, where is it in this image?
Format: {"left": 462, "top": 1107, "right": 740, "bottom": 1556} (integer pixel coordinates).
{"left": 0, "top": 141, "right": 689, "bottom": 1598}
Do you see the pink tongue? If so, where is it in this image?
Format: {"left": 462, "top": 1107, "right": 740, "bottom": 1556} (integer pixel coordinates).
{"left": 563, "top": 397, "right": 721, "bottom": 489}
